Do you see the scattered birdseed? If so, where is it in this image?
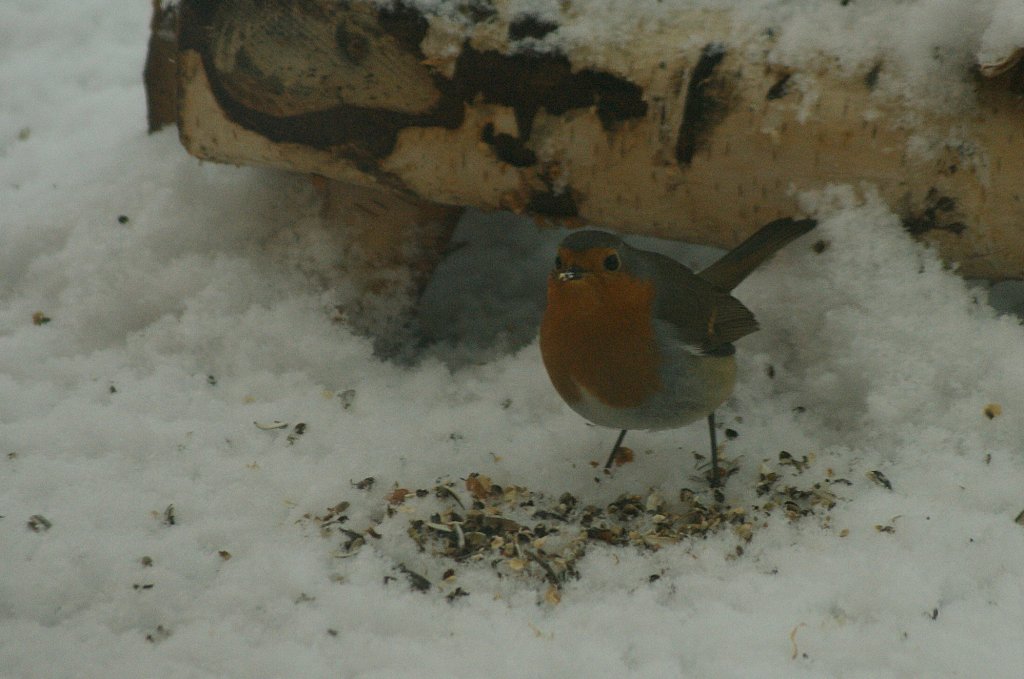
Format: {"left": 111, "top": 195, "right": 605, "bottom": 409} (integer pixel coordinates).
{"left": 386, "top": 488, "right": 411, "bottom": 506}
{"left": 778, "top": 451, "right": 810, "bottom": 473}
{"left": 27, "top": 514, "right": 52, "bottom": 532}
{"left": 254, "top": 420, "right": 289, "bottom": 431}
{"left": 352, "top": 477, "right": 376, "bottom": 490}
{"left": 790, "top": 623, "right": 807, "bottom": 660}
{"left": 338, "top": 389, "right": 357, "bottom": 409}
{"left": 465, "top": 473, "right": 493, "bottom": 500}
{"left": 867, "top": 470, "right": 893, "bottom": 490}
{"left": 145, "top": 625, "right": 171, "bottom": 643}
{"left": 874, "top": 516, "right": 901, "bottom": 533}
{"left": 446, "top": 587, "right": 469, "bottom": 602}
{"left": 396, "top": 564, "right": 431, "bottom": 592}
{"left": 608, "top": 447, "right": 635, "bottom": 467}
{"left": 286, "top": 422, "right": 307, "bottom": 445}
{"left": 301, "top": 450, "right": 840, "bottom": 598}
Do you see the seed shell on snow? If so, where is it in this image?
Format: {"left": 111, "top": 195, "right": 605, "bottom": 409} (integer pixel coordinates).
{"left": 301, "top": 454, "right": 841, "bottom": 597}
{"left": 867, "top": 470, "right": 893, "bottom": 490}
{"left": 254, "top": 420, "right": 289, "bottom": 430}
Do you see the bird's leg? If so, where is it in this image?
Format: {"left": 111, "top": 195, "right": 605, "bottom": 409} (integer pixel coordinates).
{"left": 604, "top": 429, "right": 629, "bottom": 469}
{"left": 707, "top": 413, "right": 721, "bottom": 487}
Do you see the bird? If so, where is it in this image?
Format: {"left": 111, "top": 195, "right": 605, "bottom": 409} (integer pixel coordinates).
{"left": 539, "top": 217, "right": 816, "bottom": 487}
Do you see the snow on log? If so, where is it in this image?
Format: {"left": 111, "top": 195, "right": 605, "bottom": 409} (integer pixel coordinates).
{"left": 149, "top": 0, "right": 1024, "bottom": 279}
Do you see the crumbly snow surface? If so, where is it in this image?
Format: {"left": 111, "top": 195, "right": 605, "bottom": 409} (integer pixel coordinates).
{"left": 2, "top": 2, "right": 1024, "bottom": 678}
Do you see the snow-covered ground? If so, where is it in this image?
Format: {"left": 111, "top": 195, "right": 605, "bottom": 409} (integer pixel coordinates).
{"left": 2, "top": 2, "right": 1024, "bottom": 678}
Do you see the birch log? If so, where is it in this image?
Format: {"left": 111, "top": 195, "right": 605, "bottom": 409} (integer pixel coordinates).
{"left": 149, "top": 0, "right": 1024, "bottom": 280}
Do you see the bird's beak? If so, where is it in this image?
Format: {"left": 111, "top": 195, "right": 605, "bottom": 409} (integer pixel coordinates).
{"left": 556, "top": 266, "right": 585, "bottom": 282}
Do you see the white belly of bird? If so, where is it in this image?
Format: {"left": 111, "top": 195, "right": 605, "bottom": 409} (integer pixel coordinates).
{"left": 566, "top": 350, "right": 736, "bottom": 432}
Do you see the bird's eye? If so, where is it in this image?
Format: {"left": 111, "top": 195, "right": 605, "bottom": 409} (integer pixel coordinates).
{"left": 554, "top": 255, "right": 564, "bottom": 270}
{"left": 603, "top": 253, "right": 620, "bottom": 271}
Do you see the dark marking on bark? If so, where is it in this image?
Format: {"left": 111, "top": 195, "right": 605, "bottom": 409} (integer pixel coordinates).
{"left": 182, "top": 0, "right": 217, "bottom": 24}
{"left": 177, "top": 0, "right": 455, "bottom": 162}
{"left": 451, "top": 47, "right": 646, "bottom": 137}
{"left": 481, "top": 123, "right": 537, "bottom": 167}
{"left": 335, "top": 22, "right": 371, "bottom": 64}
{"left": 183, "top": 32, "right": 426, "bottom": 164}
{"left": 903, "top": 188, "right": 967, "bottom": 236}
{"left": 460, "top": 0, "right": 499, "bottom": 23}
{"left": 233, "top": 47, "right": 286, "bottom": 97}
{"left": 864, "top": 62, "right": 882, "bottom": 90}
{"left": 527, "top": 189, "right": 578, "bottom": 218}
{"left": 377, "top": 2, "right": 430, "bottom": 52}
{"left": 676, "top": 43, "right": 728, "bottom": 166}
{"left": 766, "top": 72, "right": 791, "bottom": 100}
{"left": 144, "top": 0, "right": 180, "bottom": 133}
{"left": 527, "top": 165, "right": 579, "bottom": 218}
{"left": 509, "top": 15, "right": 558, "bottom": 41}
{"left": 178, "top": 1, "right": 644, "bottom": 163}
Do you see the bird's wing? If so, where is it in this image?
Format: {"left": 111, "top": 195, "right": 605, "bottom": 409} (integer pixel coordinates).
{"left": 698, "top": 217, "right": 816, "bottom": 292}
{"left": 645, "top": 251, "right": 759, "bottom": 353}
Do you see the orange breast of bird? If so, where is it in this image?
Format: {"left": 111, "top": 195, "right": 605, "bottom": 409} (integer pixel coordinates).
{"left": 539, "top": 270, "right": 662, "bottom": 410}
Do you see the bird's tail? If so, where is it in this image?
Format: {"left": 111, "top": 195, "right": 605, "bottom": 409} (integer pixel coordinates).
{"left": 698, "top": 217, "right": 816, "bottom": 292}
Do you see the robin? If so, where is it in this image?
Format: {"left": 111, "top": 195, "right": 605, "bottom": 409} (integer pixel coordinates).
{"left": 539, "top": 217, "right": 816, "bottom": 486}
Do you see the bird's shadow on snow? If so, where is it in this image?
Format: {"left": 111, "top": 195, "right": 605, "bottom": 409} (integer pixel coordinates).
{"left": 414, "top": 209, "right": 725, "bottom": 368}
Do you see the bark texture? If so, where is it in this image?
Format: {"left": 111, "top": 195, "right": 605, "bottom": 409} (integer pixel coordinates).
{"left": 149, "top": 0, "right": 1024, "bottom": 279}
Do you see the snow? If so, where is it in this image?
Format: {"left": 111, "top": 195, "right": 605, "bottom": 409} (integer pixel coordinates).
{"left": 978, "top": 0, "right": 1024, "bottom": 68}
{"left": 2, "top": 1, "right": 1024, "bottom": 678}
{"left": 401, "top": 0, "right": 1022, "bottom": 110}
